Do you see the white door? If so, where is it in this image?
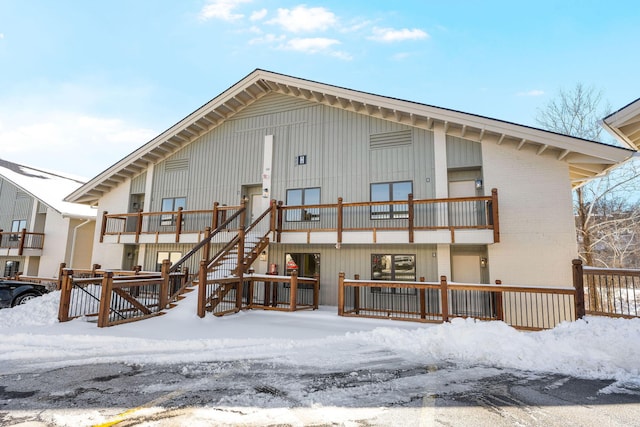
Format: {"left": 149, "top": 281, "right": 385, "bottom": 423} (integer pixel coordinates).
{"left": 452, "top": 254, "right": 481, "bottom": 283}
{"left": 448, "top": 180, "right": 477, "bottom": 226}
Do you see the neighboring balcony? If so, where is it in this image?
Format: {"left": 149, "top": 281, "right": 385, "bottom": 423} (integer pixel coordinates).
{"left": 0, "top": 229, "right": 45, "bottom": 256}
{"left": 100, "top": 189, "right": 500, "bottom": 246}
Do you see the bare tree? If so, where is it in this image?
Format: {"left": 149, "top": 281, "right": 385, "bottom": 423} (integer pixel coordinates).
{"left": 537, "top": 84, "right": 640, "bottom": 309}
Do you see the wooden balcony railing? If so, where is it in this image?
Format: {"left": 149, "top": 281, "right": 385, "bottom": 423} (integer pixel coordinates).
{"left": 339, "top": 271, "right": 581, "bottom": 330}
{"left": 573, "top": 259, "right": 640, "bottom": 319}
{"left": 100, "top": 203, "right": 244, "bottom": 243}
{"left": 277, "top": 189, "right": 499, "bottom": 244}
{"left": 0, "top": 229, "right": 45, "bottom": 255}
{"left": 100, "top": 189, "right": 500, "bottom": 244}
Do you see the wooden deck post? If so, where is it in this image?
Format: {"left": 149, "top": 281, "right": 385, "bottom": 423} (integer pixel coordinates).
{"left": 203, "top": 227, "right": 211, "bottom": 262}
{"left": 160, "top": 259, "right": 171, "bottom": 309}
{"left": 18, "top": 228, "right": 26, "bottom": 255}
{"left": 313, "top": 273, "right": 320, "bottom": 309}
{"left": 211, "top": 202, "right": 219, "bottom": 230}
{"left": 56, "top": 262, "right": 66, "bottom": 290}
{"left": 494, "top": 280, "right": 504, "bottom": 321}
{"left": 572, "top": 259, "right": 586, "bottom": 319}
{"left": 276, "top": 201, "right": 283, "bottom": 243}
{"left": 491, "top": 188, "right": 500, "bottom": 243}
{"left": 337, "top": 197, "right": 343, "bottom": 247}
{"left": 97, "top": 271, "right": 114, "bottom": 328}
{"left": 197, "top": 260, "right": 207, "bottom": 318}
{"left": 135, "top": 209, "right": 143, "bottom": 243}
{"left": 290, "top": 269, "right": 298, "bottom": 311}
{"left": 419, "top": 277, "right": 426, "bottom": 319}
{"left": 175, "top": 207, "right": 183, "bottom": 243}
{"left": 440, "top": 275, "right": 449, "bottom": 323}
{"left": 353, "top": 274, "right": 360, "bottom": 315}
{"left": 57, "top": 269, "right": 73, "bottom": 322}
{"left": 408, "top": 193, "right": 414, "bottom": 243}
{"left": 100, "top": 211, "right": 108, "bottom": 243}
{"left": 270, "top": 199, "right": 277, "bottom": 236}
{"left": 338, "top": 272, "right": 345, "bottom": 316}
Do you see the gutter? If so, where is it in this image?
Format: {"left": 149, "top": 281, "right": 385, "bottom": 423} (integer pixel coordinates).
{"left": 68, "top": 219, "right": 94, "bottom": 268}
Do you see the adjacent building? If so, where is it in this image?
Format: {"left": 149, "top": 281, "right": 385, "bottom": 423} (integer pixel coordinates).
{"left": 0, "top": 159, "right": 96, "bottom": 278}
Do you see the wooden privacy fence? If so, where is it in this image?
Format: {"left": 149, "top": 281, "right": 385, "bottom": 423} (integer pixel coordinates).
{"left": 573, "top": 259, "right": 640, "bottom": 318}
{"left": 339, "top": 273, "right": 582, "bottom": 330}
{"left": 58, "top": 260, "right": 189, "bottom": 327}
{"left": 197, "top": 266, "right": 319, "bottom": 317}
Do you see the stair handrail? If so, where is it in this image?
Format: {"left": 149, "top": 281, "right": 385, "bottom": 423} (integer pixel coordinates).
{"left": 169, "top": 205, "right": 245, "bottom": 274}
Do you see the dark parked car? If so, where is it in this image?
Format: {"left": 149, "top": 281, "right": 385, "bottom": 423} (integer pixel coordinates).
{"left": 0, "top": 280, "right": 50, "bottom": 308}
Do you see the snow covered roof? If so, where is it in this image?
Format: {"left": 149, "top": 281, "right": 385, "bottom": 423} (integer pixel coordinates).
{"left": 0, "top": 159, "right": 96, "bottom": 219}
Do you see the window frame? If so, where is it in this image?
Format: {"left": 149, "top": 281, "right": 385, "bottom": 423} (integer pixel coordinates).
{"left": 285, "top": 187, "right": 321, "bottom": 222}
{"left": 155, "top": 251, "right": 183, "bottom": 271}
{"left": 10, "top": 219, "right": 26, "bottom": 242}
{"left": 371, "top": 253, "right": 416, "bottom": 294}
{"left": 370, "top": 181, "right": 412, "bottom": 220}
{"left": 160, "top": 197, "right": 186, "bottom": 226}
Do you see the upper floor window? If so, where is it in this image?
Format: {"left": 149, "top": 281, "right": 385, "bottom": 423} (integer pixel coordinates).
{"left": 286, "top": 187, "right": 320, "bottom": 222}
{"left": 160, "top": 197, "right": 186, "bottom": 226}
{"left": 370, "top": 181, "right": 412, "bottom": 219}
{"left": 10, "top": 219, "right": 26, "bottom": 241}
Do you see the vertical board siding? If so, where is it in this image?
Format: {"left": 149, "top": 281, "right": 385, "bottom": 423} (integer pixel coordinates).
{"left": 0, "top": 178, "right": 34, "bottom": 230}
{"left": 130, "top": 172, "right": 147, "bottom": 194}
{"left": 447, "top": 135, "right": 482, "bottom": 169}
{"left": 268, "top": 243, "right": 438, "bottom": 306}
{"left": 149, "top": 94, "right": 438, "bottom": 209}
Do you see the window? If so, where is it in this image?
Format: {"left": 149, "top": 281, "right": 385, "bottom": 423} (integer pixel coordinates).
{"left": 285, "top": 253, "right": 320, "bottom": 277}
{"left": 371, "top": 254, "right": 416, "bottom": 294}
{"left": 10, "top": 219, "right": 26, "bottom": 241}
{"left": 285, "top": 253, "right": 319, "bottom": 289}
{"left": 370, "top": 181, "right": 412, "bottom": 219}
{"left": 156, "top": 251, "right": 182, "bottom": 271}
{"left": 160, "top": 197, "right": 186, "bottom": 226}
{"left": 4, "top": 261, "right": 19, "bottom": 277}
{"left": 286, "top": 188, "right": 320, "bottom": 222}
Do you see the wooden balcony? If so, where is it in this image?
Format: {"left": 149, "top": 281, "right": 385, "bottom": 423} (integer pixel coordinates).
{"left": 100, "top": 189, "right": 500, "bottom": 246}
{"left": 0, "top": 229, "right": 45, "bottom": 256}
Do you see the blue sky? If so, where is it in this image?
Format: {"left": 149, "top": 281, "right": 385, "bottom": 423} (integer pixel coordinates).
{"left": 0, "top": 0, "right": 638, "bottom": 178}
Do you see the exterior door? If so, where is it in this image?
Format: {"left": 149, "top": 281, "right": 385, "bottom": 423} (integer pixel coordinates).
{"left": 452, "top": 254, "right": 481, "bottom": 283}
{"left": 448, "top": 180, "right": 478, "bottom": 227}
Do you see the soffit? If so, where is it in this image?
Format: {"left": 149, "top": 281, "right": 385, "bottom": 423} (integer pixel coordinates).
{"left": 602, "top": 98, "right": 640, "bottom": 151}
{"left": 66, "top": 69, "right": 635, "bottom": 205}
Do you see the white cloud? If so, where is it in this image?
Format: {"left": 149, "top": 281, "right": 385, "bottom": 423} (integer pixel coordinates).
{"left": 0, "top": 33, "right": 4, "bottom": 39}
{"left": 517, "top": 89, "right": 545, "bottom": 97}
{"left": 268, "top": 6, "right": 337, "bottom": 33}
{"left": 369, "top": 27, "right": 429, "bottom": 42}
{"left": 199, "top": 0, "right": 252, "bottom": 22}
{"left": 249, "top": 33, "right": 286, "bottom": 45}
{"left": 250, "top": 8, "right": 267, "bottom": 21}
{"left": 0, "top": 110, "right": 156, "bottom": 177}
{"left": 282, "top": 37, "right": 340, "bottom": 53}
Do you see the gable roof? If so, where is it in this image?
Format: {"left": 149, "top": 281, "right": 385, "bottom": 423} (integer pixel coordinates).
{"left": 0, "top": 159, "right": 96, "bottom": 219}
{"left": 601, "top": 97, "right": 640, "bottom": 151}
{"left": 66, "top": 69, "right": 635, "bottom": 205}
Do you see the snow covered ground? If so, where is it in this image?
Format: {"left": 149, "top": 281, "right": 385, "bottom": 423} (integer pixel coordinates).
{"left": 1, "top": 289, "right": 640, "bottom": 425}
{"left": 2, "top": 290, "right": 639, "bottom": 388}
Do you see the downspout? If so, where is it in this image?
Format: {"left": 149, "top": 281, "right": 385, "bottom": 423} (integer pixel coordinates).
{"left": 69, "top": 219, "right": 93, "bottom": 268}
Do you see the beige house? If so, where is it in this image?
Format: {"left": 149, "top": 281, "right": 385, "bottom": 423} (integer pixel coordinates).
{"left": 65, "top": 70, "right": 635, "bottom": 309}
{"left": 0, "top": 159, "right": 96, "bottom": 278}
